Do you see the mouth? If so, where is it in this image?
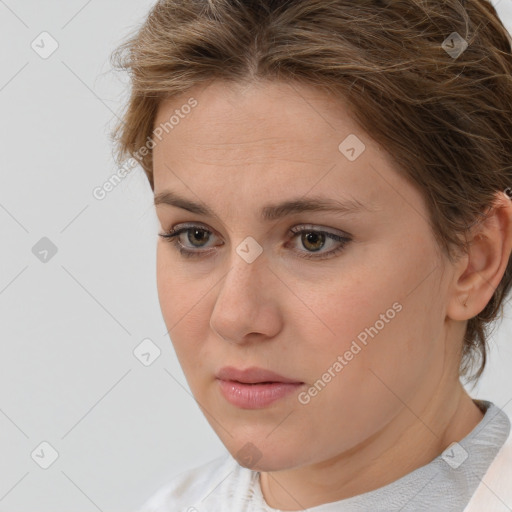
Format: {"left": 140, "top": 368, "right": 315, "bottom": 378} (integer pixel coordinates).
{"left": 215, "top": 366, "right": 304, "bottom": 409}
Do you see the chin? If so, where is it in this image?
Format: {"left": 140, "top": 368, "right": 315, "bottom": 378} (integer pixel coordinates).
{"left": 226, "top": 437, "right": 305, "bottom": 472}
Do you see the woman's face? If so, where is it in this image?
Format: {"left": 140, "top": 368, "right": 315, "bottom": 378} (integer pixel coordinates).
{"left": 152, "top": 79, "right": 459, "bottom": 471}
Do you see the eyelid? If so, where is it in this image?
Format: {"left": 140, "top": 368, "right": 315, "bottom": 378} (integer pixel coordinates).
{"left": 165, "top": 222, "right": 348, "bottom": 240}
{"left": 163, "top": 222, "right": 220, "bottom": 240}
{"left": 289, "top": 223, "right": 349, "bottom": 237}
{"left": 166, "top": 222, "right": 221, "bottom": 248}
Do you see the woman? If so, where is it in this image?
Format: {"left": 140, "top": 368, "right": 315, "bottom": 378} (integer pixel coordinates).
{"left": 110, "top": 0, "right": 512, "bottom": 510}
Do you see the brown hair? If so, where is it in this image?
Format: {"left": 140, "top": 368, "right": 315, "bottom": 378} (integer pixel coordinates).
{"left": 110, "top": 0, "right": 512, "bottom": 384}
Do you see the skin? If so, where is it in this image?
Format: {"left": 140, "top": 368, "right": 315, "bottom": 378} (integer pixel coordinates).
{"left": 151, "top": 79, "right": 512, "bottom": 510}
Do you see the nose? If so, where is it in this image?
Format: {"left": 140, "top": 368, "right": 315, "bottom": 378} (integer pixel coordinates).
{"left": 209, "top": 248, "right": 283, "bottom": 345}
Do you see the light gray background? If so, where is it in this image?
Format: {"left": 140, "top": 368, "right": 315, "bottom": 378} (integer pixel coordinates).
{"left": 1, "top": 1, "right": 511, "bottom": 511}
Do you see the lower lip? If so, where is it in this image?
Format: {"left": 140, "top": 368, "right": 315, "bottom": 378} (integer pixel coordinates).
{"left": 217, "top": 379, "right": 304, "bottom": 409}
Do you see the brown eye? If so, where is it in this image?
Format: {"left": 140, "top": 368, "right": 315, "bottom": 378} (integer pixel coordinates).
{"left": 288, "top": 225, "right": 352, "bottom": 261}
{"left": 186, "top": 228, "right": 211, "bottom": 247}
{"left": 158, "top": 224, "right": 219, "bottom": 259}
{"left": 300, "top": 232, "right": 326, "bottom": 252}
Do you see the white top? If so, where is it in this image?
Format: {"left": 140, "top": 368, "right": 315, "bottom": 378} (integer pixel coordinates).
{"left": 139, "top": 399, "right": 512, "bottom": 512}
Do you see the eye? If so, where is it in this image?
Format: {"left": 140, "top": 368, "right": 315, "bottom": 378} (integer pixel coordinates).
{"left": 158, "top": 223, "right": 352, "bottom": 260}
{"left": 158, "top": 223, "right": 219, "bottom": 258}
{"left": 287, "top": 225, "right": 351, "bottom": 260}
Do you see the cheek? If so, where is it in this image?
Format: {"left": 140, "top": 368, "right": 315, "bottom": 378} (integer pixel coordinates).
{"left": 156, "top": 246, "right": 203, "bottom": 317}
{"left": 294, "top": 280, "right": 436, "bottom": 446}
{"left": 156, "top": 248, "right": 207, "bottom": 352}
{"left": 297, "top": 251, "right": 439, "bottom": 382}
{"left": 156, "top": 248, "right": 223, "bottom": 387}
{"left": 156, "top": 248, "right": 177, "bottom": 321}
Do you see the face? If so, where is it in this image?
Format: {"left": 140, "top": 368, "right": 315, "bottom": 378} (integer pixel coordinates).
{"left": 152, "top": 79, "right": 457, "bottom": 471}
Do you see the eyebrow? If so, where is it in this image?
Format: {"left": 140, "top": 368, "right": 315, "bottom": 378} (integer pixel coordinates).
{"left": 154, "top": 190, "right": 375, "bottom": 221}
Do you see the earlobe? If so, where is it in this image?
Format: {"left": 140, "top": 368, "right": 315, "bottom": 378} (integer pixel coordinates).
{"left": 446, "top": 191, "right": 512, "bottom": 322}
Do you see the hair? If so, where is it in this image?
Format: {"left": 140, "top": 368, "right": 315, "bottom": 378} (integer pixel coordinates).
{"left": 110, "top": 0, "right": 512, "bottom": 384}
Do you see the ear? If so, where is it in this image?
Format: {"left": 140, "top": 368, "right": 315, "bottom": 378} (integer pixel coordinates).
{"left": 446, "top": 190, "right": 512, "bottom": 322}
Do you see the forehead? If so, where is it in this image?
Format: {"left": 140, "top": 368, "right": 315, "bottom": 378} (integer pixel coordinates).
{"left": 154, "top": 80, "right": 362, "bottom": 158}
{"left": 151, "top": 80, "right": 419, "bottom": 221}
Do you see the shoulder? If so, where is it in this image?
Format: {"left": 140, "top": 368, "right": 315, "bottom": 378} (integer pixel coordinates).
{"left": 138, "top": 453, "right": 251, "bottom": 512}
{"left": 463, "top": 406, "right": 512, "bottom": 512}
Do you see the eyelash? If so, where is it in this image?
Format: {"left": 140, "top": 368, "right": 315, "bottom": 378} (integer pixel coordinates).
{"left": 158, "top": 223, "right": 352, "bottom": 261}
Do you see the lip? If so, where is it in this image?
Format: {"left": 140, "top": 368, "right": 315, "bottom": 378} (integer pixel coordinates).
{"left": 216, "top": 366, "right": 304, "bottom": 409}
{"left": 216, "top": 366, "right": 303, "bottom": 384}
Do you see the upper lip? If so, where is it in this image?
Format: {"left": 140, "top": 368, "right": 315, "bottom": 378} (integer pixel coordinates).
{"left": 216, "top": 366, "right": 303, "bottom": 384}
